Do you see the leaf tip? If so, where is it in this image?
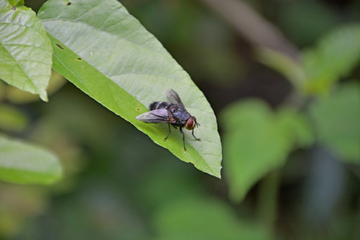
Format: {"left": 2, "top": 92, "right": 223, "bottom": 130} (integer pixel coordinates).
{"left": 210, "top": 167, "right": 222, "bottom": 179}
{"left": 39, "top": 91, "right": 48, "bottom": 102}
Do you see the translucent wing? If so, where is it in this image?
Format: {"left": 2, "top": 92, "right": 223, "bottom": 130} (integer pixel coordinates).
{"left": 167, "top": 89, "right": 185, "bottom": 109}
{"left": 136, "top": 109, "right": 171, "bottom": 123}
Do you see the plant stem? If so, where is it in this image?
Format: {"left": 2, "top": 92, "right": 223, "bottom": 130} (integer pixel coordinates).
{"left": 257, "top": 169, "right": 281, "bottom": 233}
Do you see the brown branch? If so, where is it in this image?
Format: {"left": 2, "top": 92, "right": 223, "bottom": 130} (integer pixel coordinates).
{"left": 199, "top": 0, "right": 300, "bottom": 61}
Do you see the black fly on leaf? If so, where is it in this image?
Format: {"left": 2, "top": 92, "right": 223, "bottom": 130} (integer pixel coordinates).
{"left": 136, "top": 89, "right": 201, "bottom": 151}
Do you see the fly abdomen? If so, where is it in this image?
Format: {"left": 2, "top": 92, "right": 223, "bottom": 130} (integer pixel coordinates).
{"left": 150, "top": 101, "right": 172, "bottom": 110}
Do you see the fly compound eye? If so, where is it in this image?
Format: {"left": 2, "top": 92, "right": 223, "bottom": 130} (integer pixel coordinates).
{"left": 191, "top": 116, "right": 200, "bottom": 127}
{"left": 185, "top": 117, "right": 196, "bottom": 130}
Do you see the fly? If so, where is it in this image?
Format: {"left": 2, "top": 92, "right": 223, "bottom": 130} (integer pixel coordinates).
{"left": 136, "top": 89, "right": 201, "bottom": 151}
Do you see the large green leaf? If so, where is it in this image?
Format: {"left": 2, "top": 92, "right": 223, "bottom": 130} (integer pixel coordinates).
{"left": 303, "top": 24, "right": 360, "bottom": 95}
{"left": 0, "top": 0, "right": 52, "bottom": 101}
{"left": 37, "top": 0, "right": 222, "bottom": 177}
{"left": 0, "top": 135, "right": 62, "bottom": 185}
{"left": 222, "top": 100, "right": 313, "bottom": 201}
{"left": 309, "top": 82, "right": 360, "bottom": 162}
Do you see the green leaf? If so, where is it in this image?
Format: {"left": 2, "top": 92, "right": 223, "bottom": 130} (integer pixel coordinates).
{"left": 222, "top": 100, "right": 313, "bottom": 201}
{"left": 303, "top": 24, "right": 360, "bottom": 95}
{"left": 37, "top": 0, "right": 222, "bottom": 177}
{"left": 309, "top": 82, "right": 360, "bottom": 162}
{"left": 0, "top": 135, "right": 62, "bottom": 185}
{"left": 0, "top": 1, "right": 52, "bottom": 101}
{"left": 153, "top": 197, "right": 274, "bottom": 240}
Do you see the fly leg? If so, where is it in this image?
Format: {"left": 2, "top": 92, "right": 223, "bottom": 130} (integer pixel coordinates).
{"left": 164, "top": 124, "right": 171, "bottom": 141}
{"left": 192, "top": 130, "right": 201, "bottom": 141}
{"left": 179, "top": 127, "right": 187, "bottom": 151}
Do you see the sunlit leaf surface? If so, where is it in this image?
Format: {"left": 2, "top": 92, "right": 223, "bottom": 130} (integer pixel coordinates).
{"left": 38, "top": 0, "right": 222, "bottom": 177}
{"left": 0, "top": 135, "right": 62, "bottom": 185}
{"left": 0, "top": 0, "right": 52, "bottom": 101}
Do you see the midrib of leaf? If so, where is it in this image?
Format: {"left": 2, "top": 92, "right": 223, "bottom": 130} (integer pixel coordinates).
{"left": 39, "top": 18, "right": 167, "bottom": 57}
{"left": 42, "top": 20, "right": 218, "bottom": 139}
{"left": 1, "top": 42, "right": 40, "bottom": 91}
{"left": 41, "top": 21, "right": 182, "bottom": 89}
{"left": 38, "top": 0, "right": 221, "bottom": 177}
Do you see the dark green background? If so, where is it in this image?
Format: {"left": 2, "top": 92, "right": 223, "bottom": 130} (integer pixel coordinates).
{"left": 1, "top": 0, "right": 360, "bottom": 239}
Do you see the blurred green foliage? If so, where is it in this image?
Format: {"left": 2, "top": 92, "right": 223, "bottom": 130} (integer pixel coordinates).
{"left": 0, "top": 0, "right": 360, "bottom": 239}
{"left": 303, "top": 24, "right": 360, "bottom": 95}
{"left": 310, "top": 82, "right": 360, "bottom": 162}
{"left": 222, "top": 100, "right": 314, "bottom": 201}
{"left": 153, "top": 197, "right": 274, "bottom": 240}
{"left": 0, "top": 105, "right": 28, "bottom": 132}
{"left": 0, "top": 135, "right": 62, "bottom": 185}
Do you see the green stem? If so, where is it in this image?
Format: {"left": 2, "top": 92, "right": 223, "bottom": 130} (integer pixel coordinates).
{"left": 257, "top": 169, "right": 281, "bottom": 233}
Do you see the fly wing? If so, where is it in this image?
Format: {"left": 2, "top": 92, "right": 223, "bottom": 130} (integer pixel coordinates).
{"left": 167, "top": 89, "right": 185, "bottom": 109}
{"left": 136, "top": 109, "right": 172, "bottom": 123}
